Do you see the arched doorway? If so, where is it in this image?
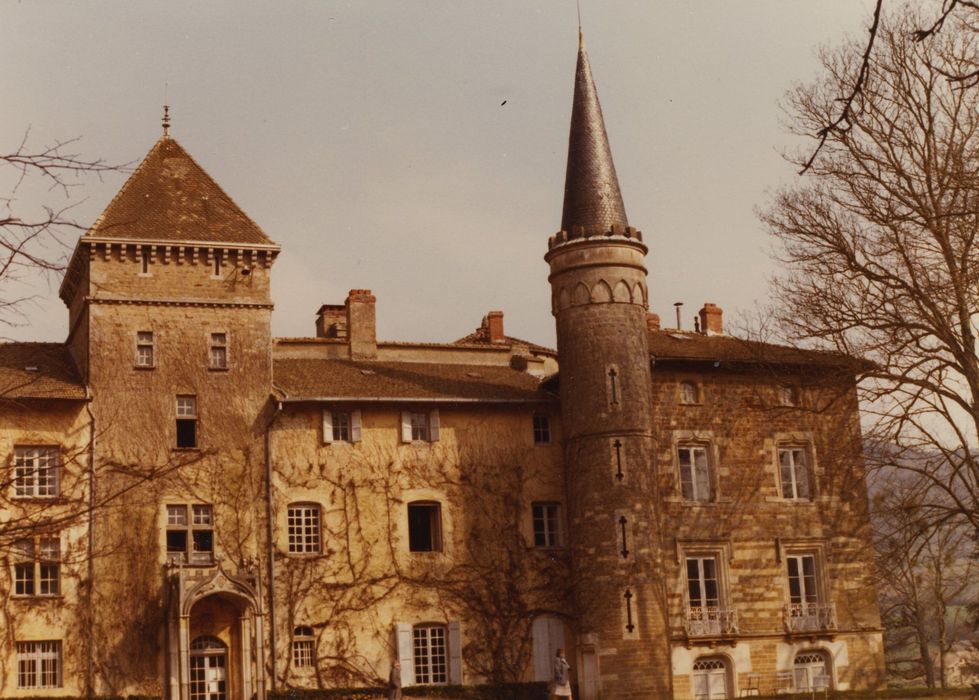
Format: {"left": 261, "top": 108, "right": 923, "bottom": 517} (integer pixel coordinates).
{"left": 190, "top": 636, "right": 227, "bottom": 700}
{"left": 692, "top": 656, "right": 731, "bottom": 700}
{"left": 793, "top": 650, "right": 831, "bottom": 692}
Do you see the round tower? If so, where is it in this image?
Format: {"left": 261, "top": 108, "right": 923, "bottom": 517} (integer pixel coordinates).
{"left": 545, "top": 31, "right": 670, "bottom": 700}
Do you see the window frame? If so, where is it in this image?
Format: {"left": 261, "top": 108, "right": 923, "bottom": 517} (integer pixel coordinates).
{"left": 286, "top": 503, "right": 322, "bottom": 555}
{"left": 677, "top": 442, "right": 714, "bottom": 502}
{"left": 16, "top": 640, "right": 62, "bottom": 689}
{"left": 678, "top": 380, "right": 701, "bottom": 405}
{"left": 135, "top": 330, "right": 156, "bottom": 368}
{"left": 322, "top": 409, "right": 362, "bottom": 444}
{"left": 778, "top": 444, "right": 813, "bottom": 500}
{"left": 292, "top": 625, "right": 316, "bottom": 668}
{"left": 12, "top": 446, "right": 61, "bottom": 499}
{"left": 401, "top": 410, "right": 440, "bottom": 443}
{"left": 412, "top": 623, "right": 449, "bottom": 685}
{"left": 685, "top": 554, "right": 722, "bottom": 610}
{"left": 532, "top": 414, "right": 551, "bottom": 445}
{"left": 12, "top": 535, "right": 61, "bottom": 598}
{"left": 531, "top": 501, "right": 563, "bottom": 548}
{"left": 176, "top": 395, "right": 199, "bottom": 449}
{"left": 778, "top": 385, "right": 800, "bottom": 407}
{"left": 165, "top": 503, "right": 214, "bottom": 565}
{"left": 785, "top": 552, "right": 822, "bottom": 606}
{"left": 208, "top": 332, "right": 229, "bottom": 371}
{"left": 407, "top": 501, "right": 443, "bottom": 553}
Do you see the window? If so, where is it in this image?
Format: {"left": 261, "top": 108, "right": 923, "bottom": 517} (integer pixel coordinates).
{"left": 679, "top": 381, "right": 699, "bottom": 405}
{"left": 136, "top": 331, "right": 155, "bottom": 367}
{"left": 533, "top": 414, "right": 551, "bottom": 444}
{"left": 16, "top": 641, "right": 61, "bottom": 689}
{"left": 778, "top": 446, "right": 811, "bottom": 499}
{"left": 532, "top": 502, "right": 562, "bottom": 547}
{"left": 786, "top": 554, "right": 819, "bottom": 606}
{"left": 13, "top": 446, "right": 60, "bottom": 498}
{"left": 287, "top": 503, "right": 321, "bottom": 554}
{"left": 209, "top": 333, "right": 228, "bottom": 370}
{"left": 407, "top": 501, "right": 442, "bottom": 552}
{"left": 212, "top": 251, "right": 223, "bottom": 278}
{"left": 692, "top": 657, "right": 730, "bottom": 700}
{"left": 140, "top": 245, "right": 151, "bottom": 275}
{"left": 292, "top": 626, "right": 315, "bottom": 668}
{"left": 323, "top": 409, "right": 362, "bottom": 443}
{"left": 413, "top": 624, "right": 448, "bottom": 685}
{"left": 13, "top": 536, "right": 60, "bottom": 597}
{"left": 678, "top": 444, "right": 713, "bottom": 502}
{"left": 686, "top": 556, "right": 720, "bottom": 609}
{"left": 793, "top": 651, "right": 831, "bottom": 692}
{"left": 778, "top": 386, "right": 799, "bottom": 406}
{"left": 401, "top": 410, "right": 440, "bottom": 443}
{"left": 166, "top": 504, "right": 214, "bottom": 564}
{"left": 176, "top": 395, "right": 198, "bottom": 448}
{"left": 190, "top": 636, "right": 227, "bottom": 700}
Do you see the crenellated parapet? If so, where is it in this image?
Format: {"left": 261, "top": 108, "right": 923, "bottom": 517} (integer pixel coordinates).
{"left": 547, "top": 223, "right": 643, "bottom": 250}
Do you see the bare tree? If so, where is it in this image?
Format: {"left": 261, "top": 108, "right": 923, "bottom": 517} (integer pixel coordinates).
{"left": 0, "top": 130, "right": 124, "bottom": 327}
{"left": 763, "top": 11, "right": 979, "bottom": 532}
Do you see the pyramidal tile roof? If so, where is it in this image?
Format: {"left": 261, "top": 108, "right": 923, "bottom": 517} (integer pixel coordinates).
{"left": 85, "top": 136, "right": 275, "bottom": 246}
{"left": 560, "top": 30, "right": 628, "bottom": 235}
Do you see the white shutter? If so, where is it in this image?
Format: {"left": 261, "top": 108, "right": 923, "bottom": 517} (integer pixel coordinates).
{"left": 401, "top": 412, "right": 413, "bottom": 443}
{"left": 532, "top": 618, "right": 550, "bottom": 681}
{"left": 351, "top": 410, "right": 362, "bottom": 442}
{"left": 396, "top": 623, "right": 414, "bottom": 686}
{"left": 429, "top": 409, "right": 440, "bottom": 442}
{"left": 447, "top": 620, "right": 462, "bottom": 684}
{"left": 322, "top": 410, "right": 333, "bottom": 444}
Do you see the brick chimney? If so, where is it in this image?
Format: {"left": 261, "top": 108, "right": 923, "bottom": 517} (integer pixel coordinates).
{"left": 346, "top": 289, "right": 377, "bottom": 359}
{"left": 485, "top": 310, "right": 505, "bottom": 343}
{"left": 646, "top": 312, "right": 661, "bottom": 332}
{"left": 698, "top": 303, "right": 723, "bottom": 336}
{"left": 315, "top": 304, "right": 347, "bottom": 339}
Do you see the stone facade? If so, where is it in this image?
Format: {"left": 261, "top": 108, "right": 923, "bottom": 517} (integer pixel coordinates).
{"left": 0, "top": 34, "right": 884, "bottom": 700}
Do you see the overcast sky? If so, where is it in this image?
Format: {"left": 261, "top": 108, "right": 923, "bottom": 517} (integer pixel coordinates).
{"left": 2, "top": 1, "right": 877, "bottom": 348}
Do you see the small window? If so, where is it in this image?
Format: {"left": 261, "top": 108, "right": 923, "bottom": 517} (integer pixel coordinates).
{"left": 166, "top": 504, "right": 213, "bottom": 564}
{"left": 678, "top": 444, "right": 713, "bottom": 502}
{"left": 212, "top": 251, "right": 223, "bottom": 278}
{"left": 407, "top": 501, "right": 442, "bottom": 552}
{"left": 16, "top": 641, "right": 62, "bottom": 689}
{"left": 287, "top": 503, "right": 322, "bottom": 554}
{"left": 176, "top": 395, "right": 198, "bottom": 448}
{"left": 292, "top": 626, "right": 315, "bottom": 668}
{"left": 401, "top": 410, "right": 440, "bottom": 443}
{"left": 209, "top": 333, "right": 228, "bottom": 370}
{"left": 778, "top": 446, "right": 811, "bottom": 500}
{"left": 135, "top": 331, "right": 155, "bottom": 368}
{"left": 13, "top": 536, "right": 60, "bottom": 597}
{"left": 413, "top": 624, "right": 448, "bottom": 685}
{"left": 532, "top": 414, "right": 551, "bottom": 444}
{"left": 531, "top": 502, "right": 562, "bottom": 547}
{"left": 323, "top": 410, "right": 362, "bottom": 444}
{"left": 779, "top": 386, "right": 799, "bottom": 407}
{"left": 140, "top": 245, "right": 151, "bottom": 275}
{"left": 679, "top": 381, "right": 699, "bottom": 405}
{"left": 12, "top": 447, "right": 60, "bottom": 499}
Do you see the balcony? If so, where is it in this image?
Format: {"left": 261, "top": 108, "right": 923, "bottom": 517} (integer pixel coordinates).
{"left": 783, "top": 602, "right": 837, "bottom": 633}
{"left": 684, "top": 606, "right": 739, "bottom": 638}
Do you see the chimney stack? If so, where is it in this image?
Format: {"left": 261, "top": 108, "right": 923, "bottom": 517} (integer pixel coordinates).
{"left": 485, "top": 310, "right": 505, "bottom": 343}
{"left": 346, "top": 289, "right": 377, "bottom": 360}
{"left": 315, "top": 304, "right": 347, "bottom": 339}
{"left": 699, "top": 303, "right": 723, "bottom": 335}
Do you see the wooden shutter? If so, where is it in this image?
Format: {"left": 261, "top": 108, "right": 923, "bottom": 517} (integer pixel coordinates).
{"left": 401, "top": 412, "right": 413, "bottom": 443}
{"left": 351, "top": 410, "right": 362, "bottom": 442}
{"left": 429, "top": 409, "right": 441, "bottom": 442}
{"left": 531, "top": 617, "right": 550, "bottom": 681}
{"left": 396, "top": 623, "right": 414, "bottom": 686}
{"left": 447, "top": 620, "right": 462, "bottom": 684}
{"left": 322, "top": 410, "right": 333, "bottom": 444}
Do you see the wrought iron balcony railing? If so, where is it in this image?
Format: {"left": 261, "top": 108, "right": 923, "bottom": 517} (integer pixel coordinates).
{"left": 783, "top": 602, "right": 837, "bottom": 633}
{"left": 684, "top": 606, "right": 739, "bottom": 637}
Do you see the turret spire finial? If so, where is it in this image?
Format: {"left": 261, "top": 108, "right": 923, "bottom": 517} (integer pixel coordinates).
{"left": 162, "top": 104, "right": 171, "bottom": 138}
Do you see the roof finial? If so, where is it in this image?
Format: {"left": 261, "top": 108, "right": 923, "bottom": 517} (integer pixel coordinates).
{"left": 577, "top": 0, "right": 583, "bottom": 45}
{"left": 162, "top": 104, "right": 171, "bottom": 138}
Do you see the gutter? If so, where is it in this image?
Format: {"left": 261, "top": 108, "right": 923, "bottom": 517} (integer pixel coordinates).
{"left": 277, "top": 396, "right": 556, "bottom": 404}
{"left": 264, "top": 401, "right": 282, "bottom": 691}
{"left": 84, "top": 395, "right": 96, "bottom": 697}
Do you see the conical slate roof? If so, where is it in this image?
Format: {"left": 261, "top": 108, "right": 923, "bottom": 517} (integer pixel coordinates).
{"left": 85, "top": 136, "right": 274, "bottom": 245}
{"left": 560, "top": 31, "right": 628, "bottom": 235}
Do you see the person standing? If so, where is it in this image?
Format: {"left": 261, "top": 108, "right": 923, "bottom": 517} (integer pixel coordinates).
{"left": 388, "top": 659, "right": 402, "bottom": 700}
{"left": 550, "top": 648, "right": 573, "bottom": 699}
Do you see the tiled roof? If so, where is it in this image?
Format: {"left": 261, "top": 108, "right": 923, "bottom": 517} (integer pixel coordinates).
{"left": 274, "top": 359, "right": 554, "bottom": 402}
{"left": 648, "top": 331, "right": 867, "bottom": 370}
{"left": 0, "top": 343, "right": 87, "bottom": 400}
{"left": 84, "top": 137, "right": 274, "bottom": 246}
{"left": 452, "top": 331, "right": 556, "bottom": 356}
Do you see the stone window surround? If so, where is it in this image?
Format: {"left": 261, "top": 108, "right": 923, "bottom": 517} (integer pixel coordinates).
{"left": 769, "top": 432, "right": 819, "bottom": 503}
{"left": 668, "top": 431, "right": 724, "bottom": 503}
{"left": 674, "top": 538, "right": 734, "bottom": 608}
{"left": 777, "top": 538, "right": 830, "bottom": 606}
{"left": 677, "top": 378, "right": 703, "bottom": 406}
